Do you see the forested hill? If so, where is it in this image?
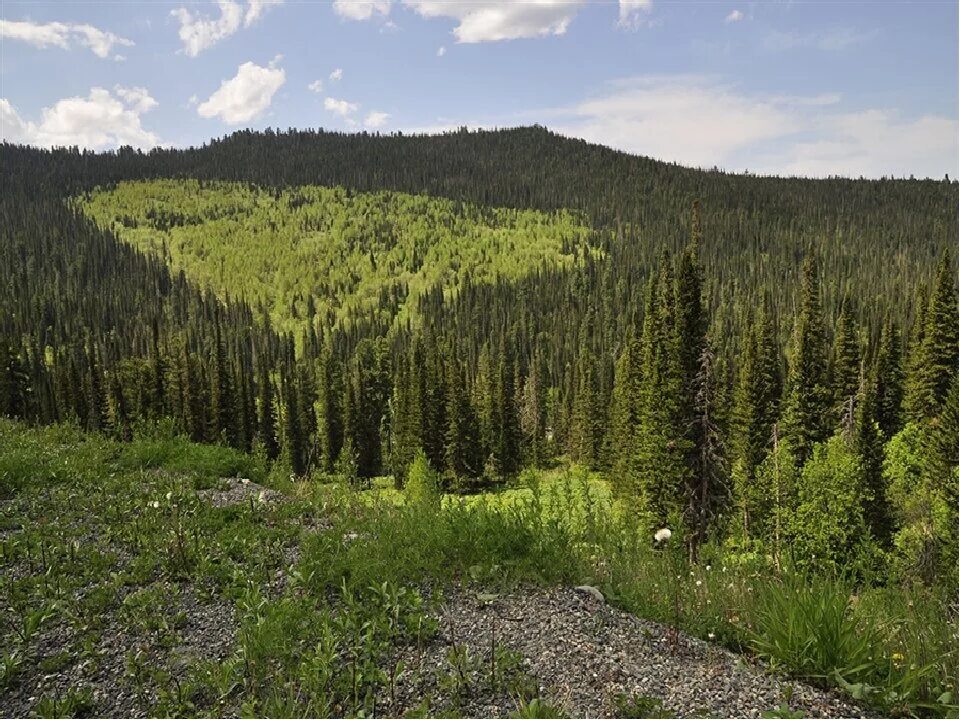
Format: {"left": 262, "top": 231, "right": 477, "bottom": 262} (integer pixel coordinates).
{"left": 1, "top": 128, "right": 957, "bottom": 589}
{"left": 5, "top": 125, "right": 957, "bottom": 227}
{"left": 5, "top": 126, "right": 956, "bottom": 337}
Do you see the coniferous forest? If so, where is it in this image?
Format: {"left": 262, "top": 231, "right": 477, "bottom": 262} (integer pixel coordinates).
{"left": 1, "top": 127, "right": 958, "bottom": 717}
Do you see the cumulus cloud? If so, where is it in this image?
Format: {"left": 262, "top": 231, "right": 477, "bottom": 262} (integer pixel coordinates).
{"left": 618, "top": 0, "right": 653, "bottom": 29}
{"left": 761, "top": 110, "right": 958, "bottom": 178}
{"left": 551, "top": 75, "right": 957, "bottom": 178}
{"left": 437, "top": 45, "right": 446, "bottom": 56}
{"left": 333, "top": 0, "right": 391, "bottom": 21}
{"left": 364, "top": 111, "right": 390, "bottom": 128}
{"left": 406, "top": 0, "right": 582, "bottom": 42}
{"left": 171, "top": 0, "right": 280, "bottom": 57}
{"left": 329, "top": 67, "right": 344, "bottom": 81}
{"left": 197, "top": 59, "right": 285, "bottom": 123}
{"left": 0, "top": 19, "right": 133, "bottom": 58}
{"left": 324, "top": 97, "right": 359, "bottom": 120}
{"left": 332, "top": 1, "right": 650, "bottom": 42}
{"left": 0, "top": 86, "right": 159, "bottom": 149}
{"left": 725, "top": 9, "right": 743, "bottom": 23}
{"left": 308, "top": 79, "right": 324, "bottom": 93}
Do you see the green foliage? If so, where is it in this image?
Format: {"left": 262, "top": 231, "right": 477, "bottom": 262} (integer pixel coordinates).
{"left": 405, "top": 448, "right": 440, "bottom": 508}
{"left": 782, "top": 259, "right": 830, "bottom": 463}
{"left": 511, "top": 697, "right": 566, "bottom": 718}
{"left": 884, "top": 421, "right": 958, "bottom": 583}
{"left": 749, "top": 574, "right": 876, "bottom": 682}
{"left": 790, "top": 434, "right": 873, "bottom": 573}
{"left": 80, "top": 179, "right": 596, "bottom": 336}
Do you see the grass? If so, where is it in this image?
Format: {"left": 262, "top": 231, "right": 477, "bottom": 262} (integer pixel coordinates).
{"left": 1, "top": 418, "right": 957, "bottom": 717}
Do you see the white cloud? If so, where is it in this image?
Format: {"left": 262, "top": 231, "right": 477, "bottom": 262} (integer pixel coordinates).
{"left": 308, "top": 79, "right": 324, "bottom": 93}
{"left": 762, "top": 110, "right": 958, "bottom": 178}
{"left": 0, "top": 19, "right": 133, "bottom": 58}
{"left": 725, "top": 9, "right": 743, "bottom": 23}
{"left": 197, "top": 60, "right": 285, "bottom": 123}
{"left": 333, "top": 1, "right": 646, "bottom": 42}
{"left": 244, "top": 0, "right": 282, "bottom": 25}
{"left": 404, "top": 1, "right": 582, "bottom": 43}
{"left": 113, "top": 85, "right": 158, "bottom": 114}
{"left": 325, "top": 97, "right": 359, "bottom": 119}
{"left": 0, "top": 87, "right": 159, "bottom": 149}
{"left": 329, "top": 67, "right": 344, "bottom": 81}
{"left": 437, "top": 45, "right": 446, "bottom": 56}
{"left": 618, "top": 0, "right": 653, "bottom": 29}
{"left": 171, "top": 0, "right": 280, "bottom": 57}
{"left": 364, "top": 111, "right": 390, "bottom": 128}
{"left": 550, "top": 75, "right": 957, "bottom": 178}
{"left": 333, "top": 0, "right": 391, "bottom": 21}
{"left": 556, "top": 76, "right": 794, "bottom": 169}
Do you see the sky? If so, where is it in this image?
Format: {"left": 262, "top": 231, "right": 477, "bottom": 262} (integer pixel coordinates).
{"left": 1, "top": 0, "right": 957, "bottom": 178}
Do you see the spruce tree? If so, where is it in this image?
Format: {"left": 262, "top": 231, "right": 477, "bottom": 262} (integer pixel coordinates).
{"left": 782, "top": 258, "right": 830, "bottom": 462}
{"left": 256, "top": 362, "right": 279, "bottom": 460}
{"left": 830, "top": 299, "right": 861, "bottom": 422}
{"left": 874, "top": 319, "right": 904, "bottom": 439}
{"left": 444, "top": 354, "right": 481, "bottom": 482}
{"left": 905, "top": 255, "right": 958, "bottom": 421}
{"left": 731, "top": 301, "right": 782, "bottom": 536}
{"left": 495, "top": 339, "right": 521, "bottom": 476}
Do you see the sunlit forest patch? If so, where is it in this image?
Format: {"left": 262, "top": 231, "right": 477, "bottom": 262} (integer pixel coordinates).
{"left": 79, "top": 180, "right": 599, "bottom": 334}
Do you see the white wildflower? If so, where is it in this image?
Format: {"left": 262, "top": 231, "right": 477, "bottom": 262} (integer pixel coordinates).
{"left": 705, "top": 565, "right": 711, "bottom": 571}
{"left": 149, "top": 500, "right": 160, "bottom": 509}
{"left": 165, "top": 491, "right": 172, "bottom": 501}
{"left": 696, "top": 580, "right": 703, "bottom": 587}
{"left": 654, "top": 527, "right": 672, "bottom": 543}
{"left": 708, "top": 632, "right": 716, "bottom": 640}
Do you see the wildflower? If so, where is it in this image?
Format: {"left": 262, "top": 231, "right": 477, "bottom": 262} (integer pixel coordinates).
{"left": 708, "top": 632, "right": 716, "bottom": 640}
{"left": 148, "top": 500, "right": 160, "bottom": 509}
{"left": 654, "top": 527, "right": 672, "bottom": 543}
{"left": 892, "top": 652, "right": 904, "bottom": 663}
{"left": 165, "top": 491, "right": 172, "bottom": 501}
{"left": 696, "top": 580, "right": 703, "bottom": 587}
{"left": 705, "top": 565, "right": 711, "bottom": 571}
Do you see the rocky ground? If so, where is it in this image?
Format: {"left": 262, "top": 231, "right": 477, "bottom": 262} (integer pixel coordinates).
{"left": 2, "top": 476, "right": 868, "bottom": 718}
{"left": 386, "top": 584, "right": 867, "bottom": 718}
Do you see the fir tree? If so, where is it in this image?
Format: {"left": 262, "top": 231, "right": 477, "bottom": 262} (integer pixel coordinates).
{"left": 444, "top": 353, "right": 481, "bottom": 480}
{"left": 874, "top": 319, "right": 904, "bottom": 439}
{"left": 830, "top": 299, "right": 861, "bottom": 422}
{"left": 782, "top": 258, "right": 830, "bottom": 462}
{"left": 905, "top": 255, "right": 958, "bottom": 421}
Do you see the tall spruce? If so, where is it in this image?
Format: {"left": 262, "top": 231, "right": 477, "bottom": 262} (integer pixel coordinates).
{"left": 782, "top": 258, "right": 830, "bottom": 462}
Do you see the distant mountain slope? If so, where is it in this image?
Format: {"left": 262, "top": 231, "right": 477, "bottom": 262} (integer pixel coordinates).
{"left": 7, "top": 125, "right": 955, "bottom": 332}
{"left": 79, "top": 179, "right": 596, "bottom": 335}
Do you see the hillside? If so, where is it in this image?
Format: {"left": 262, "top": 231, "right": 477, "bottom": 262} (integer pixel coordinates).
{"left": 1, "top": 127, "right": 957, "bottom": 718}
{"left": 0, "top": 420, "right": 943, "bottom": 717}
{"left": 79, "top": 179, "right": 596, "bottom": 335}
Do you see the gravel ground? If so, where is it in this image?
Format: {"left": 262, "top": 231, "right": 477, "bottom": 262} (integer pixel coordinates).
{"left": 197, "top": 476, "right": 285, "bottom": 507}
{"left": 386, "top": 584, "right": 868, "bottom": 718}
{"left": 0, "top": 581, "right": 235, "bottom": 718}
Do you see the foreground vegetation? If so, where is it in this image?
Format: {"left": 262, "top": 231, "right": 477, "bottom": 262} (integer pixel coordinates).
{"left": 1, "top": 420, "right": 956, "bottom": 717}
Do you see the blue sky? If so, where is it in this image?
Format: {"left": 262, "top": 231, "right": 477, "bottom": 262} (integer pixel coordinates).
{"left": 1, "top": 0, "right": 957, "bottom": 177}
